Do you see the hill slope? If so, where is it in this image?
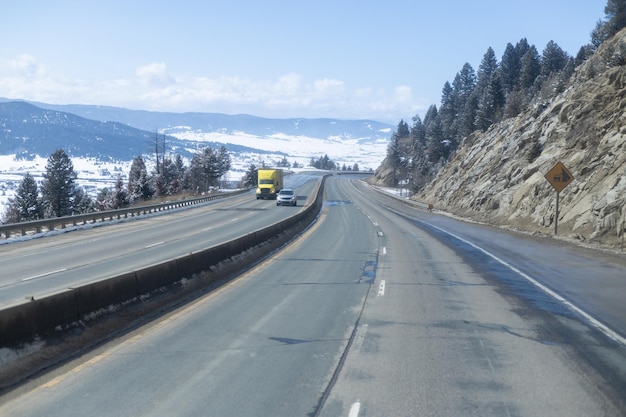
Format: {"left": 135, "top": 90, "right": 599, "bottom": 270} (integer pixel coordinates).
{"left": 1, "top": 101, "right": 393, "bottom": 141}
{"left": 0, "top": 101, "right": 297, "bottom": 161}
{"left": 415, "top": 30, "right": 626, "bottom": 250}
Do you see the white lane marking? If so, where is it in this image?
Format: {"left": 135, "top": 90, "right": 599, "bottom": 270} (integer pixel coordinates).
{"left": 378, "top": 280, "right": 386, "bottom": 296}
{"left": 349, "top": 401, "right": 361, "bottom": 417}
{"left": 426, "top": 222, "right": 626, "bottom": 347}
{"left": 144, "top": 241, "right": 165, "bottom": 249}
{"left": 202, "top": 226, "right": 214, "bottom": 231}
{"left": 352, "top": 324, "right": 369, "bottom": 352}
{"left": 22, "top": 268, "right": 68, "bottom": 282}
{"left": 381, "top": 246, "right": 387, "bottom": 255}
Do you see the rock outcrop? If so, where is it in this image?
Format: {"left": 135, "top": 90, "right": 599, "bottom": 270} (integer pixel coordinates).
{"left": 417, "top": 30, "right": 626, "bottom": 250}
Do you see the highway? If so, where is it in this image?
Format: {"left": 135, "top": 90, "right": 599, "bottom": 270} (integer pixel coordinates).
{"left": 0, "top": 173, "right": 319, "bottom": 308}
{"left": 1, "top": 174, "right": 625, "bottom": 416}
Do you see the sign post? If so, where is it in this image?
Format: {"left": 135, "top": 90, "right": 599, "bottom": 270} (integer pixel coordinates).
{"left": 544, "top": 162, "right": 574, "bottom": 235}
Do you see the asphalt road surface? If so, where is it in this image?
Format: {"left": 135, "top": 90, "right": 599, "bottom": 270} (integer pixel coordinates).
{"left": 1, "top": 175, "right": 625, "bottom": 416}
{"left": 0, "top": 174, "right": 319, "bottom": 308}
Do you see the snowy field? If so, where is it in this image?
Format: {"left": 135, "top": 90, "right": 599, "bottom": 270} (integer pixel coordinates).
{"left": 0, "top": 155, "right": 133, "bottom": 215}
{"left": 0, "top": 131, "right": 388, "bottom": 218}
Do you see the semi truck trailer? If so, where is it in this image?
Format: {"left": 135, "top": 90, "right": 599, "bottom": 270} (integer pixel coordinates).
{"left": 256, "top": 168, "right": 283, "bottom": 199}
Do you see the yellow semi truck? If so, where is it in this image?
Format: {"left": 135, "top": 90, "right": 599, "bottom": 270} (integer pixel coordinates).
{"left": 256, "top": 168, "right": 284, "bottom": 199}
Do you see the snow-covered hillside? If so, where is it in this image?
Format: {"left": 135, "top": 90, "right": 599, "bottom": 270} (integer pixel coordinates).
{"left": 0, "top": 129, "right": 388, "bottom": 217}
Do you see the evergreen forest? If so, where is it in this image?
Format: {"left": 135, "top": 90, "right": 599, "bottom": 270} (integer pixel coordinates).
{"left": 377, "top": 0, "right": 626, "bottom": 193}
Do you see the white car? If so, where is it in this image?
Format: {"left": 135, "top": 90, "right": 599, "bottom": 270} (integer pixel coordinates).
{"left": 276, "top": 188, "right": 297, "bottom": 206}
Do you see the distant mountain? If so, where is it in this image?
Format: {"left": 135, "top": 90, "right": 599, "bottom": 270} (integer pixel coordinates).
{"left": 0, "top": 99, "right": 393, "bottom": 140}
{"left": 0, "top": 101, "right": 285, "bottom": 161}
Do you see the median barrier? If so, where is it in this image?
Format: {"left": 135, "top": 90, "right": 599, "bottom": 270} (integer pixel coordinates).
{"left": 0, "top": 176, "right": 329, "bottom": 348}
{"left": 175, "top": 252, "right": 209, "bottom": 280}
{"left": 135, "top": 261, "right": 182, "bottom": 295}
{"left": 73, "top": 272, "right": 139, "bottom": 317}
{"left": 0, "top": 289, "right": 79, "bottom": 345}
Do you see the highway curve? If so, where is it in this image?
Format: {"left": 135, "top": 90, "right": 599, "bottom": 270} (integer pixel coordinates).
{"left": 1, "top": 175, "right": 625, "bottom": 416}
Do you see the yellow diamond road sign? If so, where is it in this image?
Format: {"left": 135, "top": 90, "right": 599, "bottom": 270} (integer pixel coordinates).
{"left": 545, "top": 161, "right": 574, "bottom": 193}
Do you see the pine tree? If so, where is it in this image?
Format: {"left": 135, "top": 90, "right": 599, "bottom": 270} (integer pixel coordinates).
{"left": 95, "top": 187, "right": 113, "bottom": 211}
{"left": 575, "top": 44, "right": 596, "bottom": 66}
{"left": 519, "top": 45, "right": 541, "bottom": 90}
{"left": 2, "top": 199, "right": 20, "bottom": 224}
{"left": 152, "top": 172, "right": 168, "bottom": 197}
{"left": 499, "top": 43, "right": 521, "bottom": 94}
{"left": 161, "top": 158, "right": 178, "bottom": 195}
{"left": 41, "top": 149, "right": 77, "bottom": 217}
{"left": 605, "top": 0, "right": 626, "bottom": 38}
{"left": 242, "top": 164, "right": 258, "bottom": 187}
{"left": 396, "top": 119, "right": 410, "bottom": 138}
{"left": 188, "top": 146, "right": 232, "bottom": 193}
{"left": 514, "top": 38, "right": 531, "bottom": 64}
{"left": 128, "top": 155, "right": 153, "bottom": 202}
{"left": 410, "top": 114, "right": 427, "bottom": 152}
{"left": 591, "top": 19, "right": 609, "bottom": 48}
{"left": 475, "top": 47, "right": 499, "bottom": 93}
{"left": 217, "top": 146, "right": 232, "bottom": 185}
{"left": 165, "top": 154, "right": 186, "bottom": 194}
{"left": 6, "top": 172, "right": 42, "bottom": 222}
{"left": 541, "top": 41, "right": 570, "bottom": 77}
{"left": 73, "top": 187, "right": 94, "bottom": 214}
{"left": 475, "top": 71, "right": 505, "bottom": 131}
{"left": 472, "top": 47, "right": 502, "bottom": 131}
{"left": 451, "top": 63, "right": 477, "bottom": 141}
{"left": 387, "top": 132, "right": 402, "bottom": 186}
{"left": 111, "top": 176, "right": 129, "bottom": 209}
{"left": 439, "top": 81, "right": 456, "bottom": 143}
{"left": 423, "top": 105, "right": 446, "bottom": 163}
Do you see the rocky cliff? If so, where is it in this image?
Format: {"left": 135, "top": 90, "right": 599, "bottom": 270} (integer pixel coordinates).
{"left": 417, "top": 30, "right": 626, "bottom": 250}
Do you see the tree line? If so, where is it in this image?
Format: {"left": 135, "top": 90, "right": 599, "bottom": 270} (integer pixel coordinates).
{"left": 240, "top": 154, "right": 362, "bottom": 188}
{"left": 3, "top": 145, "right": 231, "bottom": 223}
{"left": 380, "top": 0, "right": 626, "bottom": 193}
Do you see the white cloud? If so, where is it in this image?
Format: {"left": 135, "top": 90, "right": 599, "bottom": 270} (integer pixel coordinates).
{"left": 0, "top": 55, "right": 427, "bottom": 121}
{"left": 273, "top": 72, "right": 303, "bottom": 95}
{"left": 313, "top": 78, "right": 346, "bottom": 97}
{"left": 393, "top": 85, "right": 414, "bottom": 103}
{"left": 135, "top": 62, "right": 176, "bottom": 87}
{"left": 8, "top": 54, "right": 45, "bottom": 79}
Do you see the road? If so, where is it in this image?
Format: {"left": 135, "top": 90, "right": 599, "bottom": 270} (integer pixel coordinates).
{"left": 0, "top": 174, "right": 319, "bottom": 308}
{"left": 1, "top": 175, "right": 625, "bottom": 416}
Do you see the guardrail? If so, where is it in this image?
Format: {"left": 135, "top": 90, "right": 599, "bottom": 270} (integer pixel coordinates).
{"left": 0, "top": 177, "right": 327, "bottom": 348}
{"left": 0, "top": 189, "right": 250, "bottom": 240}
{"left": 368, "top": 183, "right": 432, "bottom": 211}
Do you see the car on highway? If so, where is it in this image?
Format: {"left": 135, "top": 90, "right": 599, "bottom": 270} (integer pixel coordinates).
{"left": 276, "top": 188, "right": 297, "bottom": 206}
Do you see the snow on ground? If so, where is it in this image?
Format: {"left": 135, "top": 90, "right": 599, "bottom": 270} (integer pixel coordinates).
{"left": 0, "top": 155, "right": 132, "bottom": 216}
{"left": 174, "top": 130, "right": 387, "bottom": 171}
{"left": 0, "top": 131, "right": 387, "bottom": 218}
{"left": 0, "top": 336, "right": 44, "bottom": 366}
{"left": 195, "top": 130, "right": 387, "bottom": 187}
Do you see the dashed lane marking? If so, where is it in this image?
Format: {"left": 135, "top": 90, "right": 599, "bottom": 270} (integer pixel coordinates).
{"left": 378, "top": 280, "right": 386, "bottom": 296}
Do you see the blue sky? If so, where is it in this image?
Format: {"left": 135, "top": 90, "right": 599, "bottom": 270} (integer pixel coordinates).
{"left": 0, "top": 1, "right": 606, "bottom": 123}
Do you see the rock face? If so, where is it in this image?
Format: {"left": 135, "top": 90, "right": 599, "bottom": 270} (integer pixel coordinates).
{"left": 417, "top": 30, "right": 626, "bottom": 250}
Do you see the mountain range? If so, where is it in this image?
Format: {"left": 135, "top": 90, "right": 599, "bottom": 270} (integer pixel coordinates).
{"left": 0, "top": 99, "right": 393, "bottom": 163}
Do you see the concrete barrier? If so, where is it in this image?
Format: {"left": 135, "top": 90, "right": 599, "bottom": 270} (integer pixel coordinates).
{"left": 73, "top": 272, "right": 139, "bottom": 317}
{"left": 135, "top": 261, "right": 182, "bottom": 295}
{"left": 175, "top": 252, "right": 209, "bottom": 280}
{"left": 0, "top": 176, "right": 328, "bottom": 347}
{"left": 0, "top": 289, "right": 78, "bottom": 345}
